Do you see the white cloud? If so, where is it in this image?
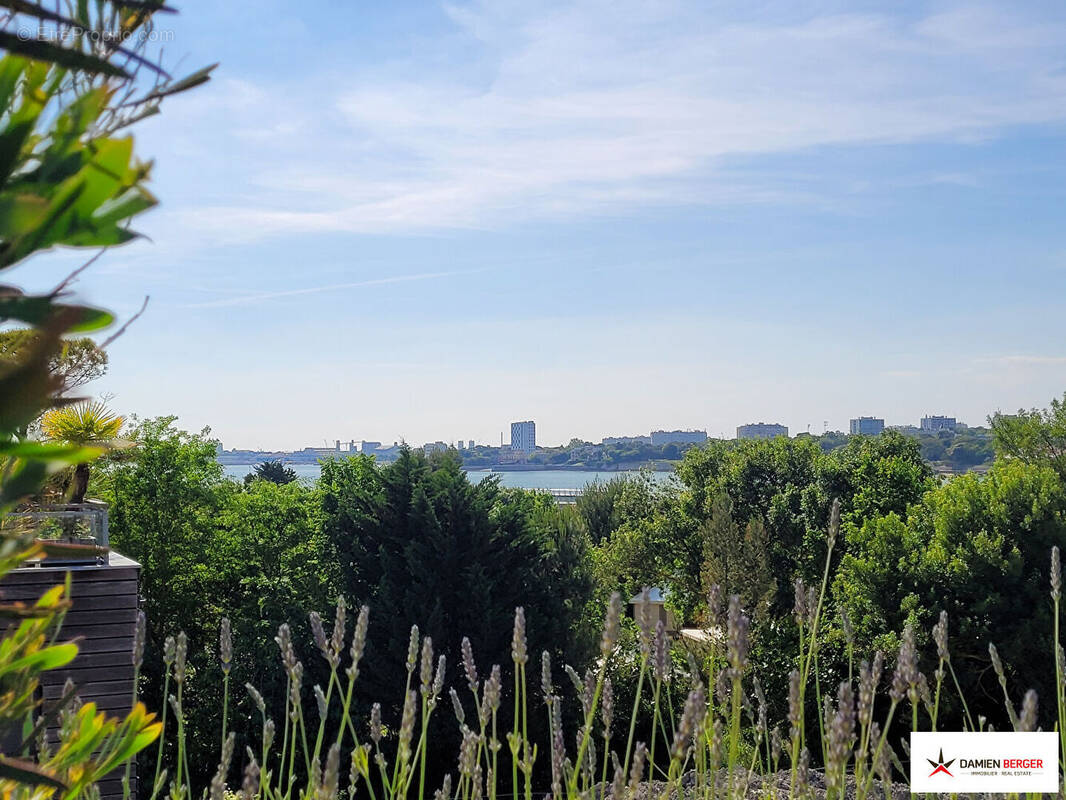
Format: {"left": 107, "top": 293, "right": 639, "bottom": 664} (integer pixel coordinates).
{"left": 162, "top": 1, "right": 1066, "bottom": 238}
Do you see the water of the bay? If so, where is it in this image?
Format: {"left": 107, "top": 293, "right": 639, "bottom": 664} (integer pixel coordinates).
{"left": 221, "top": 463, "right": 674, "bottom": 490}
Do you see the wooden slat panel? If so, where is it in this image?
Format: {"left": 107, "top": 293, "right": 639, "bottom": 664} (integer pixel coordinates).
{"left": 0, "top": 579, "right": 139, "bottom": 601}
{"left": 59, "top": 649, "right": 135, "bottom": 671}
{"left": 68, "top": 694, "right": 133, "bottom": 713}
{"left": 46, "top": 670, "right": 134, "bottom": 691}
{"left": 2, "top": 553, "right": 140, "bottom": 800}
{"left": 43, "top": 677, "right": 133, "bottom": 699}
{"left": 77, "top": 636, "right": 134, "bottom": 655}
{"left": 64, "top": 607, "right": 139, "bottom": 626}
{"left": 58, "top": 594, "right": 138, "bottom": 612}
{"left": 3, "top": 566, "right": 139, "bottom": 585}
{"left": 96, "top": 771, "right": 136, "bottom": 800}
{"left": 62, "top": 622, "right": 135, "bottom": 639}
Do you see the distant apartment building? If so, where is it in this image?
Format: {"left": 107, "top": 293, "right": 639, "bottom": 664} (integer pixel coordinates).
{"left": 849, "top": 417, "right": 885, "bottom": 436}
{"left": 511, "top": 421, "right": 536, "bottom": 454}
{"left": 468, "top": 440, "right": 475, "bottom": 450}
{"left": 359, "top": 441, "right": 382, "bottom": 453}
{"left": 736, "top": 423, "right": 788, "bottom": 440}
{"left": 423, "top": 441, "right": 448, "bottom": 455}
{"left": 650, "top": 430, "right": 708, "bottom": 446}
{"left": 602, "top": 435, "right": 653, "bottom": 446}
{"left": 920, "top": 415, "right": 957, "bottom": 432}
{"left": 302, "top": 446, "right": 343, "bottom": 458}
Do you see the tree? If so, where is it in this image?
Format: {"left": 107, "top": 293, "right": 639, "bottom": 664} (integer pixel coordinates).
{"left": 40, "top": 400, "right": 124, "bottom": 502}
{"left": 700, "top": 492, "right": 774, "bottom": 619}
{"left": 990, "top": 391, "right": 1066, "bottom": 481}
{"left": 675, "top": 437, "right": 827, "bottom": 616}
{"left": 244, "top": 459, "right": 297, "bottom": 486}
{"left": 94, "top": 417, "right": 226, "bottom": 651}
{"left": 94, "top": 418, "right": 338, "bottom": 783}
{"left": 0, "top": 330, "right": 108, "bottom": 395}
{"left": 835, "top": 459, "right": 1066, "bottom": 730}
{"left": 319, "top": 447, "right": 595, "bottom": 762}
{"left": 576, "top": 477, "right": 627, "bottom": 543}
{"left": 672, "top": 432, "right": 933, "bottom": 618}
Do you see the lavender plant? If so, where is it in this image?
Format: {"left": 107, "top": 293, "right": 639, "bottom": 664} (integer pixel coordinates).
{"left": 139, "top": 504, "right": 1065, "bottom": 800}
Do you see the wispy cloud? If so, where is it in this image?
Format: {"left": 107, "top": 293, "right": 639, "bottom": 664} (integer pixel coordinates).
{"left": 154, "top": 1, "right": 1066, "bottom": 240}
{"left": 185, "top": 269, "right": 483, "bottom": 308}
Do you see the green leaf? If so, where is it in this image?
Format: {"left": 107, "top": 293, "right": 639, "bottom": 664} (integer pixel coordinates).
{"left": 0, "top": 193, "right": 49, "bottom": 235}
{"left": 0, "top": 440, "right": 101, "bottom": 462}
{"left": 4, "top": 642, "right": 79, "bottom": 673}
{"left": 0, "top": 32, "right": 130, "bottom": 79}
{"left": 0, "top": 458, "right": 47, "bottom": 510}
{"left": 0, "top": 756, "right": 67, "bottom": 790}
{"left": 0, "top": 294, "right": 115, "bottom": 332}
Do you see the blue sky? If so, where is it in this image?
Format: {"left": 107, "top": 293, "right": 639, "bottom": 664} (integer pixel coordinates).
{"left": 10, "top": 0, "right": 1066, "bottom": 449}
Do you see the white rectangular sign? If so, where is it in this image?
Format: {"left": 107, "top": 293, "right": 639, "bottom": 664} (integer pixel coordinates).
{"left": 910, "top": 732, "right": 1059, "bottom": 793}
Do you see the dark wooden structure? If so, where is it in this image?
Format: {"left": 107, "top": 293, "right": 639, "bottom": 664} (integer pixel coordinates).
{"left": 1, "top": 542, "right": 141, "bottom": 800}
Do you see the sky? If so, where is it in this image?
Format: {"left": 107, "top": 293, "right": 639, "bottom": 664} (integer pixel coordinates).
{"left": 8, "top": 0, "right": 1066, "bottom": 449}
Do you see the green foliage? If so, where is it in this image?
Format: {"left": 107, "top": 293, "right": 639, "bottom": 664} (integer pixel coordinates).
{"left": 836, "top": 459, "right": 1066, "bottom": 726}
{"left": 0, "top": 4, "right": 206, "bottom": 790}
{"left": 576, "top": 479, "right": 626, "bottom": 544}
{"left": 699, "top": 493, "right": 774, "bottom": 619}
{"left": 584, "top": 475, "right": 677, "bottom": 613}
{"left": 135, "top": 517, "right": 1066, "bottom": 800}
{"left": 320, "top": 448, "right": 595, "bottom": 711}
{"left": 95, "top": 418, "right": 333, "bottom": 784}
{"left": 0, "top": 330, "right": 107, "bottom": 395}
{"left": 460, "top": 439, "right": 696, "bottom": 469}
{"left": 40, "top": 400, "right": 125, "bottom": 502}
{"left": 668, "top": 432, "right": 933, "bottom": 617}
{"left": 0, "top": 57, "right": 157, "bottom": 267}
{"left": 244, "top": 460, "right": 298, "bottom": 486}
{"left": 991, "top": 391, "right": 1066, "bottom": 481}
{"left": 96, "top": 434, "right": 596, "bottom": 785}
{"left": 811, "top": 428, "right": 995, "bottom": 473}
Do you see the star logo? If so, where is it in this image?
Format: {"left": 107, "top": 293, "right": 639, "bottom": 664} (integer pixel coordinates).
{"left": 927, "top": 749, "right": 955, "bottom": 778}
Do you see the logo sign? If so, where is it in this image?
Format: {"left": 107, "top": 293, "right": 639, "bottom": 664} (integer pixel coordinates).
{"left": 911, "top": 732, "right": 1059, "bottom": 793}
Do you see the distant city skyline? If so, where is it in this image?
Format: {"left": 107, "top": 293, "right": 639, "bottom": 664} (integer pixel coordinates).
{"left": 214, "top": 410, "right": 988, "bottom": 453}
{"left": 9, "top": 0, "right": 1066, "bottom": 449}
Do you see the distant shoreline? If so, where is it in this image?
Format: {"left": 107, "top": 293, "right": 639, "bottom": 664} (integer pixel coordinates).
{"left": 217, "top": 457, "right": 676, "bottom": 473}
{"left": 468, "top": 462, "right": 675, "bottom": 473}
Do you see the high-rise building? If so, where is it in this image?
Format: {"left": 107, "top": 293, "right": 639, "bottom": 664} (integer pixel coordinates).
{"left": 468, "top": 440, "right": 475, "bottom": 450}
{"left": 920, "top": 415, "right": 957, "bottom": 432}
{"left": 850, "top": 417, "right": 885, "bottom": 436}
{"left": 511, "top": 421, "right": 536, "bottom": 454}
{"left": 736, "top": 422, "right": 789, "bottom": 440}
{"left": 650, "top": 430, "right": 707, "bottom": 446}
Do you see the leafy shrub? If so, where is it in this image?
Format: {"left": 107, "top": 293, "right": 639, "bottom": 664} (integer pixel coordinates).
{"left": 145, "top": 507, "right": 1066, "bottom": 800}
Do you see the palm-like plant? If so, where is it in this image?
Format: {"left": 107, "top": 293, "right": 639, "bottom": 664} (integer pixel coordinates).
{"left": 40, "top": 401, "right": 125, "bottom": 503}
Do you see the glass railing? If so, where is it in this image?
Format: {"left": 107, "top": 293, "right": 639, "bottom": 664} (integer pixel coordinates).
{"left": 2, "top": 501, "right": 109, "bottom": 566}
